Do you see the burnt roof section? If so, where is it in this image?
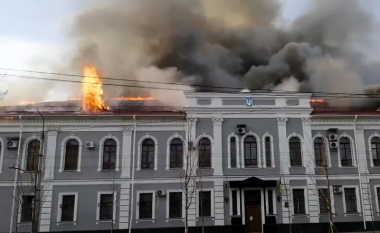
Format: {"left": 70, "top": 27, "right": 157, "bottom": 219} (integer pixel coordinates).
{"left": 311, "top": 101, "right": 380, "bottom": 115}
{"left": 0, "top": 99, "right": 184, "bottom": 116}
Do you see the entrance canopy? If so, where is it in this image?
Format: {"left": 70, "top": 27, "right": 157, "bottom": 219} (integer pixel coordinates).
{"left": 229, "top": 177, "right": 277, "bottom": 188}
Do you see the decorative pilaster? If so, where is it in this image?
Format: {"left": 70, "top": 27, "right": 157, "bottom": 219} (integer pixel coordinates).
{"left": 212, "top": 117, "right": 223, "bottom": 175}
{"left": 301, "top": 118, "right": 315, "bottom": 173}
{"left": 355, "top": 126, "right": 372, "bottom": 221}
{"left": 186, "top": 118, "right": 197, "bottom": 227}
{"left": 214, "top": 179, "right": 225, "bottom": 225}
{"left": 119, "top": 181, "right": 130, "bottom": 229}
{"left": 277, "top": 118, "right": 289, "bottom": 174}
{"left": 121, "top": 128, "right": 133, "bottom": 178}
{"left": 44, "top": 129, "right": 58, "bottom": 180}
{"left": 39, "top": 183, "right": 53, "bottom": 232}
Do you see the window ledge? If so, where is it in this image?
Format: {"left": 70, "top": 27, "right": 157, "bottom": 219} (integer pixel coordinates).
{"left": 100, "top": 169, "right": 117, "bottom": 172}
{"left": 292, "top": 214, "right": 309, "bottom": 218}
{"left": 344, "top": 213, "right": 361, "bottom": 217}
{"left": 57, "top": 221, "right": 77, "bottom": 226}
{"left": 197, "top": 217, "right": 214, "bottom": 220}
{"left": 242, "top": 166, "right": 260, "bottom": 169}
{"left": 135, "top": 219, "right": 155, "bottom": 223}
{"left": 96, "top": 220, "right": 116, "bottom": 224}
{"left": 319, "top": 213, "right": 336, "bottom": 216}
{"left": 61, "top": 170, "right": 80, "bottom": 173}
{"left": 166, "top": 218, "right": 185, "bottom": 222}
{"left": 168, "top": 168, "right": 183, "bottom": 171}
{"left": 340, "top": 166, "right": 356, "bottom": 168}
{"left": 17, "top": 222, "right": 32, "bottom": 225}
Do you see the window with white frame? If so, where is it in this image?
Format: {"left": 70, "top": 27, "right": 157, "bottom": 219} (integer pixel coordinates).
{"left": 64, "top": 139, "right": 79, "bottom": 171}
{"left": 318, "top": 188, "right": 330, "bottom": 214}
{"left": 167, "top": 191, "right": 183, "bottom": 219}
{"left": 344, "top": 187, "right": 358, "bottom": 213}
{"left": 26, "top": 140, "right": 40, "bottom": 172}
{"left": 292, "top": 189, "right": 306, "bottom": 214}
{"left": 198, "top": 190, "right": 214, "bottom": 217}
{"left": 244, "top": 136, "right": 258, "bottom": 167}
{"left": 376, "top": 187, "right": 380, "bottom": 212}
{"left": 141, "top": 139, "right": 155, "bottom": 170}
{"left": 57, "top": 193, "right": 78, "bottom": 222}
{"left": 137, "top": 191, "right": 155, "bottom": 220}
{"left": 266, "top": 189, "right": 276, "bottom": 215}
{"left": 198, "top": 138, "right": 212, "bottom": 168}
{"left": 340, "top": 137, "right": 353, "bottom": 167}
{"left": 20, "top": 195, "right": 34, "bottom": 223}
{"left": 102, "top": 139, "right": 117, "bottom": 170}
{"left": 371, "top": 137, "right": 380, "bottom": 166}
{"left": 169, "top": 139, "right": 183, "bottom": 169}
{"left": 314, "top": 137, "right": 327, "bottom": 167}
{"left": 230, "top": 189, "right": 241, "bottom": 216}
{"left": 289, "top": 137, "right": 302, "bottom": 166}
{"left": 97, "top": 192, "right": 116, "bottom": 221}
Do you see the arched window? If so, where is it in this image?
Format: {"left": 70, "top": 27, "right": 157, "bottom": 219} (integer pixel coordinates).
{"left": 141, "top": 139, "right": 155, "bottom": 169}
{"left": 264, "top": 137, "right": 272, "bottom": 167}
{"left": 244, "top": 136, "right": 258, "bottom": 167}
{"left": 339, "top": 137, "right": 352, "bottom": 166}
{"left": 289, "top": 137, "right": 302, "bottom": 166}
{"left": 103, "top": 139, "right": 117, "bottom": 170}
{"left": 371, "top": 137, "right": 380, "bottom": 166}
{"left": 230, "top": 137, "right": 237, "bottom": 168}
{"left": 169, "top": 138, "right": 183, "bottom": 169}
{"left": 64, "top": 139, "right": 79, "bottom": 171}
{"left": 26, "top": 140, "right": 40, "bottom": 171}
{"left": 198, "top": 138, "right": 211, "bottom": 168}
{"left": 314, "top": 137, "right": 326, "bottom": 167}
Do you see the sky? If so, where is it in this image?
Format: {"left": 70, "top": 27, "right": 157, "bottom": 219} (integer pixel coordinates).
{"left": 0, "top": 0, "right": 379, "bottom": 103}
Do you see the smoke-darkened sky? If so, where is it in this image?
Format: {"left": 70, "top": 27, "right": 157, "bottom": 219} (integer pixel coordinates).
{"left": 1, "top": 0, "right": 380, "bottom": 107}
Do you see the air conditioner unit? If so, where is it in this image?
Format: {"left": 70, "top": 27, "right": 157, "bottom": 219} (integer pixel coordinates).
{"left": 328, "top": 134, "right": 338, "bottom": 141}
{"left": 333, "top": 186, "right": 342, "bottom": 194}
{"left": 329, "top": 142, "right": 338, "bottom": 149}
{"left": 156, "top": 190, "right": 166, "bottom": 197}
{"left": 6, "top": 140, "right": 18, "bottom": 149}
{"left": 86, "top": 142, "right": 95, "bottom": 148}
{"left": 236, "top": 124, "right": 246, "bottom": 135}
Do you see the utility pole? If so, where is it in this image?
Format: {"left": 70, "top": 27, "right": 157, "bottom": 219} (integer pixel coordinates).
{"left": 32, "top": 111, "right": 45, "bottom": 233}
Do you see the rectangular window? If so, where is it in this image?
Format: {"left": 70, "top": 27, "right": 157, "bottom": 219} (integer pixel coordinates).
{"left": 99, "top": 194, "right": 114, "bottom": 221}
{"left": 344, "top": 188, "right": 357, "bottom": 213}
{"left": 377, "top": 187, "right": 380, "bottom": 211}
{"left": 265, "top": 137, "right": 272, "bottom": 167}
{"left": 199, "top": 191, "right": 212, "bottom": 217}
{"left": 139, "top": 193, "right": 153, "bottom": 219}
{"left": 20, "top": 195, "right": 34, "bottom": 222}
{"left": 232, "top": 190, "right": 238, "bottom": 215}
{"left": 230, "top": 137, "right": 237, "bottom": 168}
{"left": 267, "top": 190, "right": 274, "bottom": 215}
{"left": 292, "top": 189, "right": 305, "bottom": 214}
{"left": 60, "top": 195, "right": 76, "bottom": 222}
{"left": 169, "top": 192, "right": 182, "bottom": 218}
{"left": 318, "top": 189, "right": 329, "bottom": 214}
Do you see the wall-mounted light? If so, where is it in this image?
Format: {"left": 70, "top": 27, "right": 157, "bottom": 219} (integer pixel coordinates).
{"left": 224, "top": 197, "right": 229, "bottom": 204}
{"left": 277, "top": 194, "right": 281, "bottom": 203}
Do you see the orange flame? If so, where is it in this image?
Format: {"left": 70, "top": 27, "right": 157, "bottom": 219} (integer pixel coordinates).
{"left": 310, "top": 99, "right": 325, "bottom": 103}
{"left": 115, "top": 97, "right": 157, "bottom": 101}
{"left": 82, "top": 66, "right": 109, "bottom": 112}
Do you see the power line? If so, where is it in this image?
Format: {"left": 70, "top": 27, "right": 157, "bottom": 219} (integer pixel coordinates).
{"left": 1, "top": 67, "right": 380, "bottom": 97}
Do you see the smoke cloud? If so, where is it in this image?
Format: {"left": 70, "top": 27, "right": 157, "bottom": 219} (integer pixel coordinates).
{"left": 7, "top": 0, "right": 380, "bottom": 107}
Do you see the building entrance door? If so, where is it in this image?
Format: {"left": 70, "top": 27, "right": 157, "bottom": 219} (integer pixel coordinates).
{"left": 244, "top": 190, "right": 262, "bottom": 233}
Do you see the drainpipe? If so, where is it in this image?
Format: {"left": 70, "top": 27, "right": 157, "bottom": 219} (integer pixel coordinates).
{"left": 353, "top": 115, "right": 366, "bottom": 229}
{"left": 128, "top": 115, "right": 137, "bottom": 233}
{"left": 9, "top": 115, "right": 23, "bottom": 233}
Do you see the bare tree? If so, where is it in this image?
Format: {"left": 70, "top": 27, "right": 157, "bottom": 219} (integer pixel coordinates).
{"left": 308, "top": 138, "right": 336, "bottom": 233}
{"left": 180, "top": 121, "right": 198, "bottom": 233}
{"left": 280, "top": 164, "right": 292, "bottom": 233}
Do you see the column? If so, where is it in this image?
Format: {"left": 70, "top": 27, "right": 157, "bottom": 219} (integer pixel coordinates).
{"left": 119, "top": 181, "right": 130, "bottom": 229}
{"left": 355, "top": 126, "right": 372, "bottom": 221}
{"left": 214, "top": 179, "right": 225, "bottom": 225}
{"left": 121, "top": 128, "right": 133, "bottom": 178}
{"left": 44, "top": 129, "right": 58, "bottom": 180}
{"left": 277, "top": 117, "right": 289, "bottom": 174}
{"left": 39, "top": 183, "right": 53, "bottom": 232}
{"left": 212, "top": 117, "right": 223, "bottom": 175}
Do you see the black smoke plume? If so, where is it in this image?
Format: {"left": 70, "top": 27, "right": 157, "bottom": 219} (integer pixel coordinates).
{"left": 70, "top": 0, "right": 380, "bottom": 107}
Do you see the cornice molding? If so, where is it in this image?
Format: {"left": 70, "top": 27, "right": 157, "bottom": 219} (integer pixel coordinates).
{"left": 0, "top": 119, "right": 186, "bottom": 126}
